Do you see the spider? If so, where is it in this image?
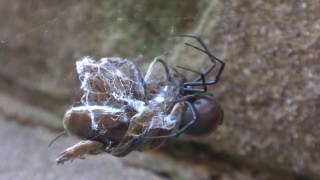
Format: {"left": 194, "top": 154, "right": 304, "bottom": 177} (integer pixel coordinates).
{"left": 143, "top": 35, "right": 225, "bottom": 138}
{"left": 54, "top": 35, "right": 225, "bottom": 164}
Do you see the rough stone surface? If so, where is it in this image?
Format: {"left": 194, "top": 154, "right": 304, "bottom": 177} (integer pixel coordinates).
{"left": 0, "top": 0, "right": 319, "bottom": 179}
{"left": 0, "top": 119, "right": 165, "bottom": 180}
{"left": 0, "top": 119, "right": 298, "bottom": 180}
{"left": 170, "top": 0, "right": 320, "bottom": 178}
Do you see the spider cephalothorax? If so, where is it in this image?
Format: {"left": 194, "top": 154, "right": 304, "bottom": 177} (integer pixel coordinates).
{"left": 54, "top": 35, "right": 225, "bottom": 164}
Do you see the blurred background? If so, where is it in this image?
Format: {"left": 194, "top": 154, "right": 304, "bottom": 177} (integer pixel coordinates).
{"left": 0, "top": 0, "right": 319, "bottom": 180}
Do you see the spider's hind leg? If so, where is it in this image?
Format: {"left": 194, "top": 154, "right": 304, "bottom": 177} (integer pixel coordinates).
{"left": 173, "top": 35, "right": 225, "bottom": 85}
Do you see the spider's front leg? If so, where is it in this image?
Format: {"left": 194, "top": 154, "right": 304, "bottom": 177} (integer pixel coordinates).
{"left": 56, "top": 140, "right": 105, "bottom": 164}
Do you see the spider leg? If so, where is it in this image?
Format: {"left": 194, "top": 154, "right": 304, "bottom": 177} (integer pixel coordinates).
{"left": 185, "top": 42, "right": 225, "bottom": 84}
{"left": 143, "top": 101, "right": 197, "bottom": 139}
{"left": 109, "top": 129, "right": 148, "bottom": 157}
{"left": 176, "top": 65, "right": 207, "bottom": 93}
{"left": 170, "top": 93, "right": 214, "bottom": 104}
{"left": 173, "top": 34, "right": 225, "bottom": 85}
{"left": 110, "top": 136, "right": 144, "bottom": 157}
{"left": 176, "top": 65, "right": 220, "bottom": 93}
{"left": 145, "top": 56, "right": 172, "bottom": 82}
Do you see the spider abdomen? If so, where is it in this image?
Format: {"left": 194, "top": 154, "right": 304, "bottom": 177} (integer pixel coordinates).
{"left": 182, "top": 95, "right": 223, "bottom": 136}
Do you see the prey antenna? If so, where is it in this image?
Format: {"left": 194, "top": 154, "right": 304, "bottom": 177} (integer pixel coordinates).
{"left": 48, "top": 131, "right": 67, "bottom": 147}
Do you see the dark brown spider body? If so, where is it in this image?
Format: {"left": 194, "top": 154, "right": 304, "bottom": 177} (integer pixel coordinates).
{"left": 182, "top": 95, "right": 223, "bottom": 136}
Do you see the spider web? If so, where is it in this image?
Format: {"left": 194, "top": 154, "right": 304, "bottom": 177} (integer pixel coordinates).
{"left": 73, "top": 56, "right": 184, "bottom": 133}
{"left": 0, "top": 0, "right": 201, "bottom": 138}
{"left": 0, "top": 1, "right": 201, "bottom": 49}
{"left": 0, "top": 1, "right": 203, "bottom": 97}
{"left": 0, "top": 1, "right": 79, "bottom": 46}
